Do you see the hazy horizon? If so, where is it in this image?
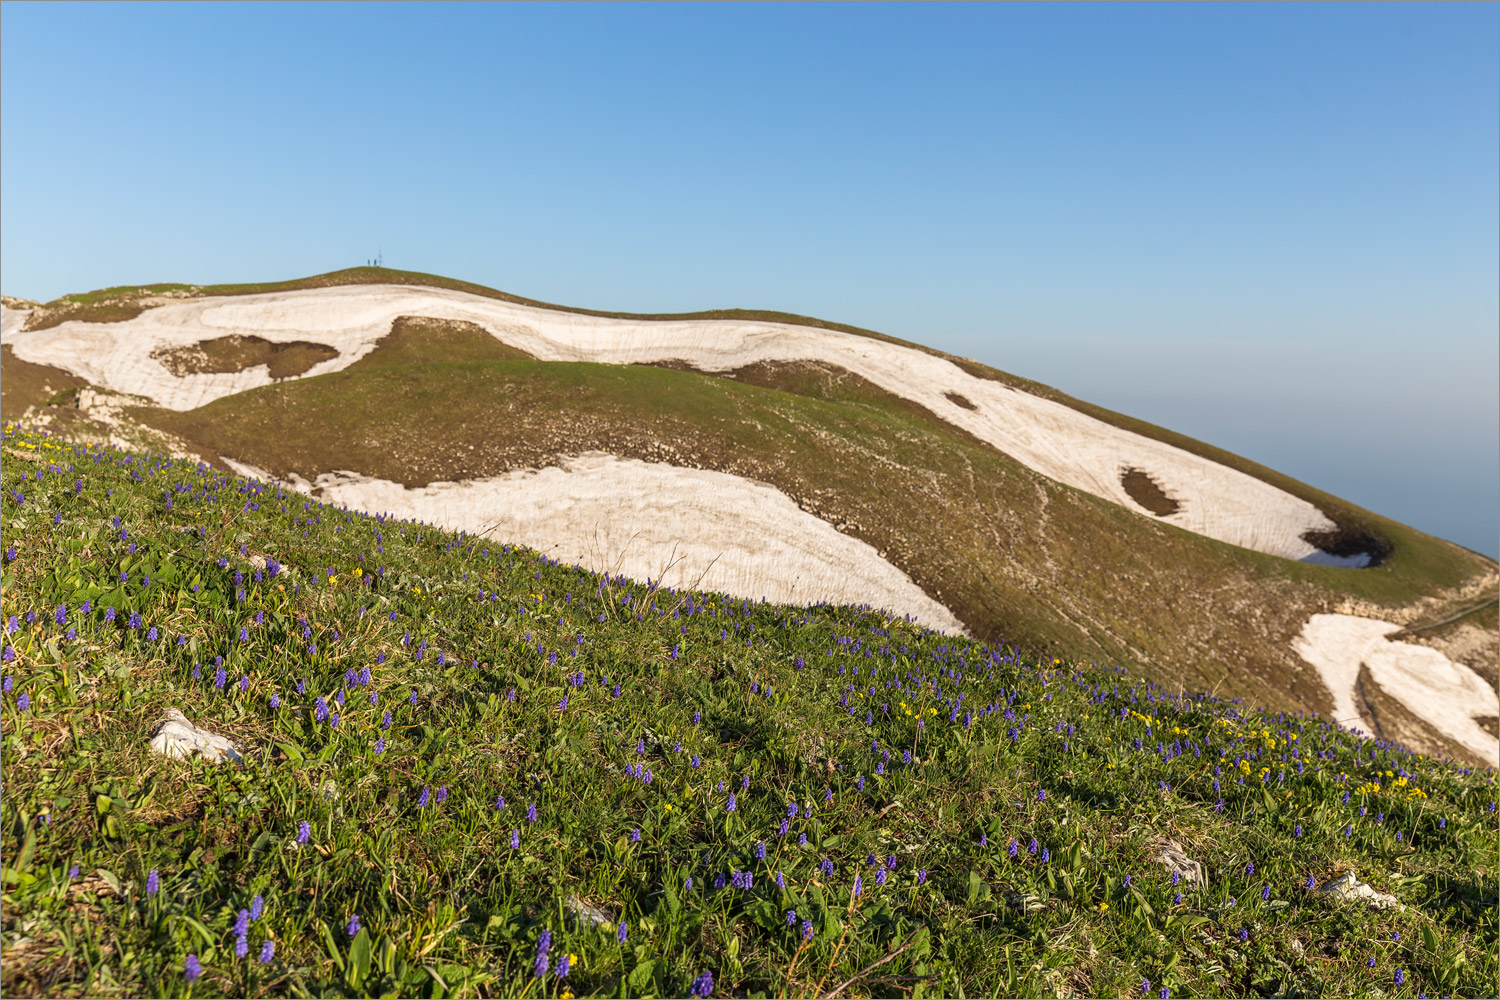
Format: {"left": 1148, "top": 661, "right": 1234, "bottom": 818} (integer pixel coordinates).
{"left": 3, "top": 1, "right": 1495, "bottom": 557}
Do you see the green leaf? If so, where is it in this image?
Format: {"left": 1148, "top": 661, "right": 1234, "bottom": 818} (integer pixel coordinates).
{"left": 627, "top": 958, "right": 657, "bottom": 994}
{"left": 321, "top": 921, "right": 346, "bottom": 972}
{"left": 347, "top": 928, "right": 371, "bottom": 990}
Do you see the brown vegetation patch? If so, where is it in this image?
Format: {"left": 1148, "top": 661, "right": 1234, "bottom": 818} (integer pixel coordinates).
{"left": 22, "top": 300, "right": 150, "bottom": 331}
{"left": 0, "top": 345, "right": 89, "bottom": 421}
{"left": 1120, "top": 467, "right": 1181, "bottom": 517}
{"left": 348, "top": 315, "right": 532, "bottom": 371}
{"left": 944, "top": 391, "right": 977, "bottom": 411}
{"left": 151, "top": 335, "right": 338, "bottom": 380}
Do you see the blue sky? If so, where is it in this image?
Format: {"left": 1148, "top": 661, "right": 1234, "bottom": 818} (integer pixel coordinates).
{"left": 3, "top": 2, "right": 1496, "bottom": 556}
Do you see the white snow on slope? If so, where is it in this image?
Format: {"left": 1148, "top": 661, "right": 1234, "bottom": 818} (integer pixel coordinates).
{"left": 266, "top": 453, "right": 967, "bottom": 635}
{"left": 0, "top": 307, "right": 30, "bottom": 338}
{"left": 3, "top": 288, "right": 1340, "bottom": 560}
{"left": 1294, "top": 613, "right": 1499, "bottom": 760}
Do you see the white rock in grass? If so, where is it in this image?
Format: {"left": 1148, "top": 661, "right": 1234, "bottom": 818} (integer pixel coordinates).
{"left": 564, "top": 895, "right": 614, "bottom": 929}
{"left": 1317, "top": 871, "right": 1403, "bottom": 911}
{"left": 1147, "top": 836, "right": 1203, "bottom": 885}
{"left": 149, "top": 708, "right": 241, "bottom": 763}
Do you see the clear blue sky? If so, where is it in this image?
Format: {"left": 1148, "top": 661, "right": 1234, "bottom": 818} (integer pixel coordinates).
{"left": 3, "top": 1, "right": 1496, "bottom": 557}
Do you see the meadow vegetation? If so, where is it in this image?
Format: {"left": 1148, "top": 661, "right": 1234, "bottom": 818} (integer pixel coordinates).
{"left": 2, "top": 427, "right": 1496, "bottom": 998}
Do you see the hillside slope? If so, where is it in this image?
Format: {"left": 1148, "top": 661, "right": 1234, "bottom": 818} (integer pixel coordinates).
{"left": 1, "top": 430, "right": 1495, "bottom": 999}
{"left": 1, "top": 269, "right": 1494, "bottom": 766}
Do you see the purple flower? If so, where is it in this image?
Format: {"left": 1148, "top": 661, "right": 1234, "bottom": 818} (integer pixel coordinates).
{"left": 690, "top": 970, "right": 715, "bottom": 998}
{"left": 1394, "top": 969, "right": 1404, "bottom": 986}
{"left": 296, "top": 820, "right": 311, "bottom": 845}
{"left": 617, "top": 919, "right": 628, "bottom": 943}
{"left": 557, "top": 953, "right": 571, "bottom": 978}
{"left": 726, "top": 793, "right": 737, "bottom": 813}
{"left": 527, "top": 802, "right": 538, "bottom": 823}
{"left": 184, "top": 954, "right": 203, "bottom": 983}
{"left": 249, "top": 896, "right": 263, "bottom": 921}
{"left": 233, "top": 909, "right": 250, "bottom": 937}
{"left": 374, "top": 737, "right": 385, "bottom": 755}
{"left": 17, "top": 692, "right": 30, "bottom": 710}
{"left": 347, "top": 914, "right": 361, "bottom": 937}
{"left": 235, "top": 934, "right": 249, "bottom": 958}
{"left": 510, "top": 828, "right": 520, "bottom": 849}
{"left": 417, "top": 787, "right": 430, "bottom": 808}
{"left": 146, "top": 869, "right": 160, "bottom": 895}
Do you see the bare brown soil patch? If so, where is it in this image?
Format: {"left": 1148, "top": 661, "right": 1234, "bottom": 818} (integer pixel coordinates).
{"left": 944, "top": 391, "right": 977, "bottom": 411}
{"left": 151, "top": 335, "right": 338, "bottom": 380}
{"left": 1120, "top": 467, "right": 1181, "bottom": 517}
{"left": 347, "top": 315, "right": 533, "bottom": 371}
{"left": 0, "top": 345, "right": 89, "bottom": 421}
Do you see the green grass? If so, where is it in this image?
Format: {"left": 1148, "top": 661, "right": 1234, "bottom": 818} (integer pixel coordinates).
{"left": 2, "top": 428, "right": 1496, "bottom": 998}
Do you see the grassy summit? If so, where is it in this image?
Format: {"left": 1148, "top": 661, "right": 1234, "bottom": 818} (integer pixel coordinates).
{"left": 2, "top": 427, "right": 1495, "bottom": 999}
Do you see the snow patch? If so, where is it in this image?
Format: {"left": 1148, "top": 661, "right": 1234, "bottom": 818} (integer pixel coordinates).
{"left": 1294, "top": 613, "right": 1498, "bottom": 759}
{"left": 5, "top": 285, "right": 1347, "bottom": 561}
{"left": 0, "top": 305, "right": 30, "bottom": 339}
{"left": 277, "top": 453, "right": 966, "bottom": 634}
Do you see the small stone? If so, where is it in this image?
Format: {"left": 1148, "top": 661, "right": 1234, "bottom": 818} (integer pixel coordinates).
{"left": 1317, "top": 871, "right": 1403, "bottom": 911}
{"left": 1147, "top": 836, "right": 1203, "bottom": 885}
{"left": 149, "top": 708, "right": 240, "bottom": 763}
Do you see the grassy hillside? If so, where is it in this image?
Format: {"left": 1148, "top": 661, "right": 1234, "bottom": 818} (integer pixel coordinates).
{"left": 134, "top": 359, "right": 1489, "bottom": 734}
{"left": 2, "top": 428, "right": 1495, "bottom": 999}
